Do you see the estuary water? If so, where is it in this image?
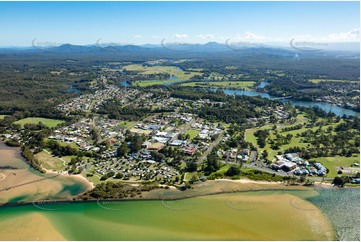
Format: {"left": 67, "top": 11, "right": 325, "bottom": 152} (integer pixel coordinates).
{"left": 0, "top": 190, "right": 340, "bottom": 241}
{"left": 306, "top": 188, "right": 360, "bottom": 241}
{"left": 0, "top": 142, "right": 89, "bottom": 203}
{"left": 0, "top": 142, "right": 359, "bottom": 240}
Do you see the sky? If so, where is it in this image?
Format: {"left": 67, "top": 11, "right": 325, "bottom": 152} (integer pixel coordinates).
{"left": 0, "top": 1, "right": 359, "bottom": 47}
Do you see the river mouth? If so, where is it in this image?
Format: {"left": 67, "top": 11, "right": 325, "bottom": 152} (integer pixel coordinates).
{"left": 0, "top": 142, "right": 90, "bottom": 203}
{"left": 0, "top": 141, "right": 358, "bottom": 240}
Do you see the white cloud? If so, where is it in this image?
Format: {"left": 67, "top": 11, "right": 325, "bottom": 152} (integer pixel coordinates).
{"left": 292, "top": 34, "right": 314, "bottom": 41}
{"left": 290, "top": 29, "right": 360, "bottom": 43}
{"left": 133, "top": 35, "right": 143, "bottom": 38}
{"left": 197, "top": 34, "right": 214, "bottom": 40}
{"left": 226, "top": 32, "right": 271, "bottom": 42}
{"left": 173, "top": 34, "right": 189, "bottom": 39}
{"left": 219, "top": 35, "right": 231, "bottom": 41}
{"left": 328, "top": 28, "right": 360, "bottom": 41}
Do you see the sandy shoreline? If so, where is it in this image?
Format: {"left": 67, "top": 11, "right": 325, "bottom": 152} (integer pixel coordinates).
{"left": 43, "top": 168, "right": 95, "bottom": 190}
{"left": 1, "top": 177, "right": 348, "bottom": 207}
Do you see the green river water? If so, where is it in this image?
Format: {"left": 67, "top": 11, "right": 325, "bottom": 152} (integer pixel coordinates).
{"left": 0, "top": 143, "right": 359, "bottom": 240}
{"left": 0, "top": 189, "right": 359, "bottom": 240}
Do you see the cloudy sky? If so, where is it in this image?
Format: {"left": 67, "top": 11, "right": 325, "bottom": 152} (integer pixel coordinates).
{"left": 0, "top": 1, "right": 359, "bottom": 47}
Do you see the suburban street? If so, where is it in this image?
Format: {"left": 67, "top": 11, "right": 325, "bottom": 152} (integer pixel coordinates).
{"left": 197, "top": 130, "right": 224, "bottom": 164}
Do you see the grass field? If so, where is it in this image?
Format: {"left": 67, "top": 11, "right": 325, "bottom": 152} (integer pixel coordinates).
{"left": 35, "top": 150, "right": 65, "bottom": 171}
{"left": 185, "top": 129, "right": 200, "bottom": 140}
{"left": 118, "top": 121, "right": 137, "bottom": 128}
{"left": 181, "top": 81, "right": 256, "bottom": 90}
{"left": 313, "top": 155, "right": 360, "bottom": 177}
{"left": 0, "top": 115, "right": 6, "bottom": 119}
{"left": 122, "top": 65, "right": 202, "bottom": 82}
{"left": 132, "top": 80, "right": 173, "bottom": 87}
{"left": 14, "top": 117, "right": 64, "bottom": 128}
{"left": 309, "top": 79, "right": 359, "bottom": 84}
{"left": 44, "top": 138, "right": 79, "bottom": 150}
{"left": 208, "top": 164, "right": 231, "bottom": 178}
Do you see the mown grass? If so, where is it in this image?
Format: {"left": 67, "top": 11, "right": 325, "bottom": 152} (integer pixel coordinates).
{"left": 185, "top": 129, "right": 200, "bottom": 140}
{"left": 309, "top": 79, "right": 359, "bottom": 84}
{"left": 122, "top": 64, "right": 201, "bottom": 81}
{"left": 118, "top": 121, "right": 137, "bottom": 128}
{"left": 14, "top": 117, "right": 64, "bottom": 128}
{"left": 181, "top": 81, "right": 256, "bottom": 90}
{"left": 313, "top": 155, "right": 360, "bottom": 177}
{"left": 44, "top": 138, "right": 79, "bottom": 150}
{"left": 132, "top": 80, "right": 172, "bottom": 87}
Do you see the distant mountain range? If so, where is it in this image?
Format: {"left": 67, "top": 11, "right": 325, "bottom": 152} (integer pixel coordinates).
{"left": 0, "top": 41, "right": 359, "bottom": 54}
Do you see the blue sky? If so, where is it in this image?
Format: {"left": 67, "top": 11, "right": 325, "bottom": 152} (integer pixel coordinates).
{"left": 0, "top": 1, "right": 359, "bottom": 47}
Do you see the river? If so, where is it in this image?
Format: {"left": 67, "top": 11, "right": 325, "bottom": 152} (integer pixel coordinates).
{"left": 0, "top": 142, "right": 359, "bottom": 240}
{"left": 120, "top": 79, "right": 358, "bottom": 117}
{"left": 0, "top": 187, "right": 359, "bottom": 240}
{"left": 213, "top": 87, "right": 359, "bottom": 117}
